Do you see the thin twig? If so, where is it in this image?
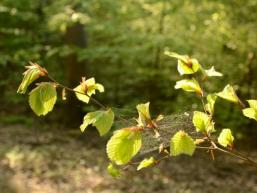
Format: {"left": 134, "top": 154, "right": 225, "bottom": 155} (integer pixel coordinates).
{"left": 47, "top": 75, "right": 107, "bottom": 109}
{"left": 46, "top": 71, "right": 257, "bottom": 168}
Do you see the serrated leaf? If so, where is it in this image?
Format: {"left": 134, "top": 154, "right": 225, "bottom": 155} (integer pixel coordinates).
{"left": 175, "top": 78, "right": 203, "bottom": 96}
{"left": 205, "top": 94, "right": 217, "bottom": 115}
{"left": 80, "top": 109, "right": 114, "bottom": 136}
{"left": 107, "top": 163, "right": 121, "bottom": 178}
{"left": 204, "top": 66, "right": 223, "bottom": 77}
{"left": 193, "top": 111, "right": 215, "bottom": 133}
{"left": 17, "top": 64, "right": 42, "bottom": 94}
{"left": 217, "top": 84, "right": 239, "bottom": 104}
{"left": 170, "top": 130, "right": 196, "bottom": 156}
{"left": 137, "top": 157, "right": 155, "bottom": 171}
{"left": 136, "top": 102, "right": 151, "bottom": 126}
{"left": 74, "top": 77, "right": 104, "bottom": 103}
{"left": 242, "top": 100, "right": 257, "bottom": 121}
{"left": 107, "top": 129, "right": 142, "bottom": 165}
{"left": 218, "top": 129, "right": 234, "bottom": 147}
{"left": 29, "top": 82, "right": 57, "bottom": 116}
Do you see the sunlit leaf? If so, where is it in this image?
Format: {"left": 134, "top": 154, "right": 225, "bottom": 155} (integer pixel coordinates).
{"left": 74, "top": 77, "right": 104, "bottom": 103}
{"left": 74, "top": 84, "right": 90, "bottom": 103}
{"left": 170, "top": 130, "right": 196, "bottom": 156}
{"left": 17, "top": 63, "right": 43, "bottom": 94}
{"left": 177, "top": 59, "right": 200, "bottom": 75}
{"left": 193, "top": 111, "right": 215, "bottom": 133}
{"left": 242, "top": 100, "right": 257, "bottom": 121}
{"left": 247, "top": 99, "right": 257, "bottom": 109}
{"left": 107, "top": 163, "right": 121, "bottom": 178}
{"left": 205, "top": 94, "right": 217, "bottom": 115}
{"left": 218, "top": 129, "right": 234, "bottom": 147}
{"left": 107, "top": 129, "right": 142, "bottom": 165}
{"left": 242, "top": 108, "right": 256, "bottom": 120}
{"left": 164, "top": 51, "right": 188, "bottom": 63}
{"left": 136, "top": 102, "right": 151, "bottom": 126}
{"left": 217, "top": 84, "right": 239, "bottom": 104}
{"left": 137, "top": 157, "right": 155, "bottom": 171}
{"left": 29, "top": 82, "right": 57, "bottom": 116}
{"left": 175, "top": 78, "right": 203, "bottom": 96}
{"left": 204, "top": 66, "right": 223, "bottom": 77}
{"left": 165, "top": 51, "right": 200, "bottom": 75}
{"left": 80, "top": 109, "right": 114, "bottom": 136}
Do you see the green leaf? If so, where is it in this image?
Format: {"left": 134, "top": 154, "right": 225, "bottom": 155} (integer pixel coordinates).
{"left": 247, "top": 99, "right": 257, "bottom": 109}
{"left": 170, "top": 130, "right": 196, "bottom": 156}
{"left": 193, "top": 111, "right": 215, "bottom": 133}
{"left": 74, "top": 84, "right": 90, "bottom": 103}
{"left": 242, "top": 100, "right": 257, "bottom": 121}
{"left": 74, "top": 77, "right": 104, "bottom": 103}
{"left": 137, "top": 157, "right": 155, "bottom": 171}
{"left": 205, "top": 94, "right": 217, "bottom": 115}
{"left": 217, "top": 84, "right": 239, "bottom": 104}
{"left": 164, "top": 51, "right": 188, "bottom": 63}
{"left": 107, "top": 163, "right": 121, "bottom": 178}
{"left": 203, "top": 66, "right": 223, "bottom": 77}
{"left": 29, "top": 82, "right": 57, "bottom": 116}
{"left": 164, "top": 51, "right": 200, "bottom": 75}
{"left": 242, "top": 108, "right": 257, "bottom": 120}
{"left": 177, "top": 58, "right": 200, "bottom": 75}
{"left": 218, "top": 129, "right": 234, "bottom": 147}
{"left": 80, "top": 109, "right": 114, "bottom": 136}
{"left": 17, "top": 64, "right": 42, "bottom": 94}
{"left": 175, "top": 78, "right": 203, "bottom": 96}
{"left": 136, "top": 102, "right": 151, "bottom": 126}
{"left": 107, "top": 129, "right": 142, "bottom": 165}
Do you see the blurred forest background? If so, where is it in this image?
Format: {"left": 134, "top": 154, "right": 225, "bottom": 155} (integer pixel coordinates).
{"left": 0, "top": 0, "right": 257, "bottom": 193}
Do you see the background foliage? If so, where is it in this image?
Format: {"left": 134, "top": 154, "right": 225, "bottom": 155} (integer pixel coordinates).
{"left": 1, "top": 0, "right": 257, "bottom": 137}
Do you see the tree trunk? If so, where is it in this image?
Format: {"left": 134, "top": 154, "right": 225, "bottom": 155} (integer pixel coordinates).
{"left": 63, "top": 23, "right": 87, "bottom": 127}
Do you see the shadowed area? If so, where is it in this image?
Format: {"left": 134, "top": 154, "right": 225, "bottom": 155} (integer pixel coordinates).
{"left": 0, "top": 124, "right": 256, "bottom": 193}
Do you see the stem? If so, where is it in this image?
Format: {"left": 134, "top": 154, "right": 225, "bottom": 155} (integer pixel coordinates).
{"left": 200, "top": 97, "right": 207, "bottom": 114}
{"left": 46, "top": 71, "right": 257, "bottom": 168}
{"left": 47, "top": 74, "right": 107, "bottom": 109}
{"left": 211, "top": 141, "right": 257, "bottom": 167}
{"left": 47, "top": 74, "right": 136, "bottom": 126}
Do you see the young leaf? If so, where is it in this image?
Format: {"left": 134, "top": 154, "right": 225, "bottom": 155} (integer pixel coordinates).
{"left": 177, "top": 59, "right": 200, "bottom": 75}
{"left": 243, "top": 108, "right": 257, "bottom": 121}
{"left": 165, "top": 51, "right": 200, "bottom": 75}
{"left": 175, "top": 78, "right": 203, "bottom": 96}
{"left": 107, "top": 163, "right": 121, "bottom": 178}
{"left": 136, "top": 102, "right": 151, "bottom": 126}
{"left": 106, "top": 129, "right": 142, "bottom": 165}
{"left": 164, "top": 51, "right": 188, "bottom": 63}
{"left": 203, "top": 66, "right": 223, "bottom": 77}
{"left": 217, "top": 84, "right": 239, "bottom": 104}
{"left": 242, "top": 100, "right": 257, "bottom": 121}
{"left": 137, "top": 157, "right": 155, "bottom": 171}
{"left": 218, "top": 129, "right": 234, "bottom": 147}
{"left": 170, "top": 130, "right": 196, "bottom": 156}
{"left": 29, "top": 82, "right": 57, "bottom": 116}
{"left": 205, "top": 94, "right": 217, "bottom": 115}
{"left": 80, "top": 108, "right": 114, "bottom": 136}
{"left": 17, "top": 63, "right": 43, "bottom": 94}
{"left": 74, "top": 77, "right": 104, "bottom": 103}
{"left": 193, "top": 111, "right": 215, "bottom": 133}
{"left": 247, "top": 99, "right": 257, "bottom": 109}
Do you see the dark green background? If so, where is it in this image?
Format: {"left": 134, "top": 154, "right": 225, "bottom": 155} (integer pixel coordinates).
{"left": 1, "top": 0, "right": 257, "bottom": 138}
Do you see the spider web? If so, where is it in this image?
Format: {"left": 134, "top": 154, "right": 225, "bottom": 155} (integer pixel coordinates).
{"left": 112, "top": 108, "right": 200, "bottom": 156}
